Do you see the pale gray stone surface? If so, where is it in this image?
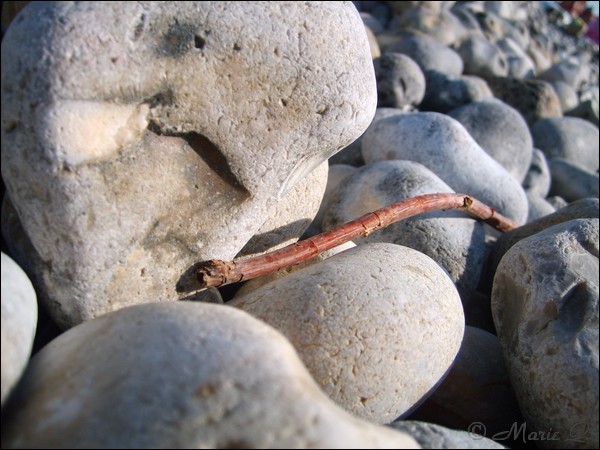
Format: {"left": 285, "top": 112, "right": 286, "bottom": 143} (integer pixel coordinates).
{"left": 496, "top": 37, "right": 536, "bottom": 79}
{"left": 361, "top": 112, "right": 529, "bottom": 224}
{"left": 230, "top": 243, "right": 464, "bottom": 424}
{"left": 526, "top": 192, "right": 556, "bottom": 222}
{"left": 393, "top": 6, "right": 466, "bottom": 47}
{"left": 322, "top": 160, "right": 485, "bottom": 299}
{"left": 1, "top": 253, "right": 37, "bottom": 406}
{"left": 0, "top": 2, "right": 376, "bottom": 328}
{"left": 374, "top": 53, "right": 426, "bottom": 108}
{"left": 457, "top": 35, "right": 509, "bottom": 78}
{"left": 492, "top": 219, "right": 599, "bottom": 449}
{"left": 389, "top": 421, "right": 506, "bottom": 449}
{"left": 548, "top": 80, "right": 579, "bottom": 113}
{"left": 522, "top": 149, "right": 552, "bottom": 198}
{"left": 548, "top": 158, "right": 600, "bottom": 202}
{"left": 313, "top": 164, "right": 358, "bottom": 231}
{"left": 0, "top": 302, "right": 418, "bottom": 448}
{"left": 385, "top": 34, "right": 464, "bottom": 75}
{"left": 421, "top": 71, "right": 493, "bottom": 113}
{"left": 239, "top": 162, "right": 328, "bottom": 257}
{"left": 448, "top": 99, "right": 533, "bottom": 182}
{"left": 531, "top": 118, "right": 600, "bottom": 172}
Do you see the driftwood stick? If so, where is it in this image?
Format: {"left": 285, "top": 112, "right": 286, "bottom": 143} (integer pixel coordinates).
{"left": 196, "top": 193, "right": 517, "bottom": 289}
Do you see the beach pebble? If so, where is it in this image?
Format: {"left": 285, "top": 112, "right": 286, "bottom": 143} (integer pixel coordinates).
{"left": 522, "top": 149, "right": 552, "bottom": 198}
{"left": 530, "top": 117, "right": 600, "bottom": 172}
{"left": 238, "top": 162, "right": 328, "bottom": 257}
{"left": 393, "top": 6, "right": 465, "bottom": 47}
{"left": 492, "top": 218, "right": 599, "bottom": 449}
{"left": 361, "top": 112, "right": 529, "bottom": 224}
{"left": 548, "top": 80, "right": 579, "bottom": 113}
{"left": 546, "top": 196, "right": 569, "bottom": 210}
{"left": 0, "top": 1, "right": 376, "bottom": 328}
{"left": 526, "top": 192, "right": 556, "bottom": 222}
{"left": 313, "top": 164, "right": 358, "bottom": 232}
{"left": 360, "top": 12, "right": 385, "bottom": 35}
{"left": 374, "top": 53, "right": 426, "bottom": 108}
{"left": 495, "top": 37, "right": 536, "bottom": 79}
{"left": 485, "top": 198, "right": 600, "bottom": 290}
{"left": 230, "top": 243, "right": 465, "bottom": 424}
{"left": 486, "top": 77, "right": 562, "bottom": 126}
{"left": 330, "top": 108, "right": 408, "bottom": 167}
{"left": 408, "top": 327, "right": 523, "bottom": 441}
{"left": 548, "top": 158, "right": 600, "bottom": 202}
{"left": 448, "top": 99, "right": 533, "bottom": 182}
{"left": 1, "top": 253, "right": 37, "bottom": 406}
{"left": 385, "top": 34, "right": 464, "bottom": 76}
{"left": 0, "top": 302, "right": 418, "bottom": 448}
{"left": 539, "top": 58, "right": 591, "bottom": 91}
{"left": 389, "top": 420, "right": 506, "bottom": 449}
{"left": 322, "top": 160, "right": 485, "bottom": 299}
{"left": 566, "top": 86, "right": 599, "bottom": 126}
{"left": 365, "top": 26, "right": 381, "bottom": 59}
{"left": 457, "top": 35, "right": 509, "bottom": 78}
{"left": 420, "top": 71, "right": 493, "bottom": 113}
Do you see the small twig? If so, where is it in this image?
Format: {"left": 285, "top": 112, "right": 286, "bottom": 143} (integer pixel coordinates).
{"left": 196, "top": 193, "right": 517, "bottom": 289}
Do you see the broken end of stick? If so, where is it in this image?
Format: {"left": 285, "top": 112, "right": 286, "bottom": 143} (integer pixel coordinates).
{"left": 195, "top": 260, "right": 236, "bottom": 288}
{"left": 462, "top": 195, "right": 474, "bottom": 209}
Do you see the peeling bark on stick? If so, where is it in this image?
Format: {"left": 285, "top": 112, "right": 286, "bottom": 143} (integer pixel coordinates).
{"left": 195, "top": 193, "right": 517, "bottom": 289}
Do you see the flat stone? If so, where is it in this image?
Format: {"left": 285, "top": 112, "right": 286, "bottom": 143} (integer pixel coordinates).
{"left": 420, "top": 71, "right": 493, "bottom": 113}
{"left": 548, "top": 158, "right": 600, "bottom": 202}
{"left": 389, "top": 420, "right": 506, "bottom": 449}
{"left": 457, "top": 35, "right": 509, "bottom": 78}
{"left": 374, "top": 53, "right": 426, "bottom": 108}
{"left": 531, "top": 117, "right": 600, "bottom": 172}
{"left": 230, "top": 243, "right": 465, "bottom": 424}
{"left": 238, "top": 162, "right": 328, "bottom": 257}
{"left": 1, "top": 253, "right": 37, "bottom": 406}
{"left": 361, "top": 112, "right": 529, "bottom": 224}
{"left": 0, "top": 302, "right": 418, "bottom": 448}
{"left": 486, "top": 77, "right": 562, "bottom": 126}
{"left": 522, "top": 149, "right": 552, "bottom": 198}
{"left": 409, "top": 327, "right": 524, "bottom": 440}
{"left": 385, "top": 34, "right": 464, "bottom": 75}
{"left": 0, "top": 2, "right": 376, "bottom": 328}
{"left": 491, "top": 219, "right": 599, "bottom": 449}
{"left": 322, "top": 160, "right": 485, "bottom": 300}
{"left": 448, "top": 99, "right": 533, "bottom": 182}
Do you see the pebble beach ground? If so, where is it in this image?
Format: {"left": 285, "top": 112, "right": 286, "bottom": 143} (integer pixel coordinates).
{"left": 1, "top": 2, "right": 598, "bottom": 448}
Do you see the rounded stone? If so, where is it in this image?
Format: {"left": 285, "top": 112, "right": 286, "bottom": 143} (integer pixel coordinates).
{"left": 0, "top": 1, "right": 377, "bottom": 328}
{"left": 408, "top": 326, "right": 524, "bottom": 440}
{"left": 548, "top": 80, "right": 579, "bottom": 113}
{"left": 385, "top": 34, "right": 464, "bottom": 75}
{"left": 448, "top": 99, "right": 533, "bottom": 182}
{"left": 393, "top": 6, "right": 465, "bottom": 46}
{"left": 374, "top": 53, "right": 426, "bottom": 108}
{"left": 495, "top": 37, "right": 536, "bottom": 79}
{"left": 361, "top": 112, "right": 529, "bottom": 224}
{"left": 0, "top": 302, "right": 418, "bottom": 448}
{"left": 526, "top": 192, "right": 556, "bottom": 223}
{"left": 531, "top": 117, "right": 600, "bottom": 172}
{"left": 322, "top": 160, "right": 485, "bottom": 299}
{"left": 1, "top": 253, "right": 38, "bottom": 405}
{"left": 457, "top": 35, "right": 509, "bottom": 78}
{"left": 522, "top": 149, "right": 551, "bottom": 198}
{"left": 230, "top": 243, "right": 465, "bottom": 424}
{"left": 420, "top": 71, "right": 493, "bottom": 113}
{"left": 486, "top": 77, "right": 562, "bottom": 126}
{"left": 390, "top": 420, "right": 506, "bottom": 449}
{"left": 491, "top": 219, "right": 599, "bottom": 449}
{"left": 548, "top": 158, "right": 600, "bottom": 203}
{"left": 539, "top": 58, "right": 591, "bottom": 91}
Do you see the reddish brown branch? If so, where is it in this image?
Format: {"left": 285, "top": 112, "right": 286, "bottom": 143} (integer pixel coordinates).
{"left": 196, "top": 193, "right": 517, "bottom": 289}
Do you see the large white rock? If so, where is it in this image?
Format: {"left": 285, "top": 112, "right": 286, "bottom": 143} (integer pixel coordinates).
{"left": 1, "top": 253, "right": 37, "bottom": 405}
{"left": 492, "top": 219, "right": 599, "bottom": 449}
{"left": 230, "top": 243, "right": 465, "bottom": 424}
{"left": 0, "top": 2, "right": 376, "bottom": 328}
{"left": 0, "top": 302, "right": 418, "bottom": 449}
{"left": 361, "top": 112, "right": 529, "bottom": 224}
